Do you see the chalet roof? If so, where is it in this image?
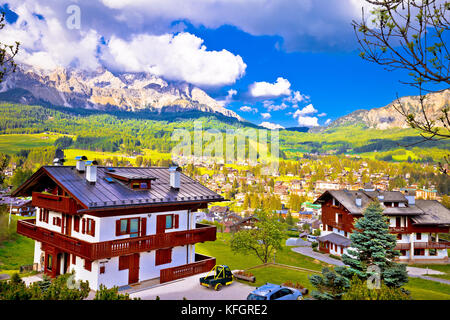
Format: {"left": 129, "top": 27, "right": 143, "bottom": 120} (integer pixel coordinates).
{"left": 314, "top": 190, "right": 422, "bottom": 215}
{"left": 12, "top": 166, "right": 224, "bottom": 211}
{"left": 411, "top": 200, "right": 450, "bottom": 226}
{"left": 317, "top": 233, "right": 351, "bottom": 247}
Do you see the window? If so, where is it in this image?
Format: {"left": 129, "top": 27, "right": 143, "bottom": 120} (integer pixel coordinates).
{"left": 400, "top": 250, "right": 407, "bottom": 256}
{"left": 47, "top": 254, "right": 53, "bottom": 270}
{"left": 116, "top": 218, "right": 141, "bottom": 237}
{"left": 53, "top": 217, "right": 61, "bottom": 227}
{"left": 39, "top": 209, "right": 49, "bottom": 223}
{"left": 414, "top": 248, "right": 425, "bottom": 256}
{"left": 100, "top": 265, "right": 106, "bottom": 274}
{"left": 166, "top": 215, "right": 173, "bottom": 229}
{"left": 74, "top": 216, "right": 80, "bottom": 232}
{"left": 429, "top": 249, "right": 437, "bottom": 256}
{"left": 416, "top": 233, "right": 422, "bottom": 240}
{"left": 397, "top": 233, "right": 402, "bottom": 240}
{"left": 86, "top": 219, "right": 96, "bottom": 237}
{"left": 155, "top": 248, "right": 172, "bottom": 266}
{"left": 82, "top": 218, "right": 95, "bottom": 236}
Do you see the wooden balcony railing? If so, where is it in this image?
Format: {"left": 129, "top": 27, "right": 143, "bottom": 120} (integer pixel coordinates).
{"left": 394, "top": 241, "right": 450, "bottom": 250}
{"left": 413, "top": 241, "right": 450, "bottom": 249}
{"left": 17, "top": 220, "right": 216, "bottom": 261}
{"left": 160, "top": 253, "right": 216, "bottom": 283}
{"left": 32, "top": 192, "right": 78, "bottom": 215}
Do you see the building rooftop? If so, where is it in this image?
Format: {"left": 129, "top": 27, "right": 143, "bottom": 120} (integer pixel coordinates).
{"left": 12, "top": 166, "right": 224, "bottom": 211}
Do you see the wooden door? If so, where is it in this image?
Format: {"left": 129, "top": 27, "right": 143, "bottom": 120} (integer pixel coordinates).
{"left": 128, "top": 253, "right": 140, "bottom": 284}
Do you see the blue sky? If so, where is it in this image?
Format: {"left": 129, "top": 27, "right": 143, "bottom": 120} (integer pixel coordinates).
{"left": 0, "top": 1, "right": 439, "bottom": 128}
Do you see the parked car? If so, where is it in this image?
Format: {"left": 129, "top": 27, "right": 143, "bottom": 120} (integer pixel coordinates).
{"left": 246, "top": 283, "right": 303, "bottom": 300}
{"left": 306, "top": 235, "right": 317, "bottom": 242}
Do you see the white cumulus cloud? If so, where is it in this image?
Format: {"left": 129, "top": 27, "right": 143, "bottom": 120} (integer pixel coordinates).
{"left": 296, "top": 116, "right": 319, "bottom": 127}
{"left": 249, "top": 77, "right": 291, "bottom": 98}
{"left": 240, "top": 105, "right": 258, "bottom": 113}
{"left": 102, "top": 32, "right": 246, "bottom": 87}
{"left": 261, "top": 113, "right": 271, "bottom": 119}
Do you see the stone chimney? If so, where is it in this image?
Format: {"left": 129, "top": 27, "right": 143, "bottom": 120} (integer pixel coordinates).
{"left": 169, "top": 166, "right": 181, "bottom": 190}
{"left": 76, "top": 156, "right": 87, "bottom": 173}
{"left": 85, "top": 160, "right": 98, "bottom": 184}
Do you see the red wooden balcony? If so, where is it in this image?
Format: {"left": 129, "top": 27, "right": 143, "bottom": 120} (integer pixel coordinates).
{"left": 32, "top": 192, "right": 78, "bottom": 215}
{"left": 17, "top": 220, "right": 216, "bottom": 261}
{"left": 160, "top": 253, "right": 216, "bottom": 283}
{"left": 413, "top": 241, "right": 450, "bottom": 249}
{"left": 394, "top": 241, "right": 450, "bottom": 250}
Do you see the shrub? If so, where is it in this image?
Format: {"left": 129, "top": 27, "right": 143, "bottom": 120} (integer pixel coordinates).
{"left": 342, "top": 276, "right": 411, "bottom": 300}
{"left": 94, "top": 284, "right": 138, "bottom": 300}
{"left": 282, "top": 280, "right": 304, "bottom": 289}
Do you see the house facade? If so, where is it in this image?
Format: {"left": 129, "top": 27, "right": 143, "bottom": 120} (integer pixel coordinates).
{"left": 12, "top": 161, "right": 223, "bottom": 290}
{"left": 314, "top": 187, "right": 450, "bottom": 263}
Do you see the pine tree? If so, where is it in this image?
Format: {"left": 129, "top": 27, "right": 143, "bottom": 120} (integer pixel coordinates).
{"left": 309, "top": 267, "right": 350, "bottom": 300}
{"left": 336, "top": 201, "right": 408, "bottom": 288}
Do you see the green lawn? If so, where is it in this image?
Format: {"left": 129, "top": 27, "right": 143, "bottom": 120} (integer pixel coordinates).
{"left": 197, "top": 232, "right": 450, "bottom": 300}
{"left": 0, "top": 234, "right": 34, "bottom": 270}
{"left": 0, "top": 133, "right": 62, "bottom": 154}
{"left": 405, "top": 278, "right": 450, "bottom": 300}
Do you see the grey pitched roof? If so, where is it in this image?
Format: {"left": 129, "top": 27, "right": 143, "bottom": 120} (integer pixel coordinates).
{"left": 318, "top": 233, "right": 352, "bottom": 247}
{"left": 16, "top": 166, "right": 224, "bottom": 210}
{"left": 412, "top": 200, "right": 450, "bottom": 225}
{"left": 315, "top": 190, "right": 423, "bottom": 215}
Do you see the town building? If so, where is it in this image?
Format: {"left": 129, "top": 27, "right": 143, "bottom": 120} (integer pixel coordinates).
{"left": 12, "top": 161, "right": 223, "bottom": 290}
{"left": 314, "top": 187, "right": 450, "bottom": 263}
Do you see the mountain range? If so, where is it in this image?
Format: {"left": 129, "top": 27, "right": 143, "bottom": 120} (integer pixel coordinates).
{"left": 327, "top": 89, "right": 449, "bottom": 130}
{"left": 0, "top": 64, "right": 448, "bottom": 131}
{"left": 0, "top": 64, "right": 243, "bottom": 121}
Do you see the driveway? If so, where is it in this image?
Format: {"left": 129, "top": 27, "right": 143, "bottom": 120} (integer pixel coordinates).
{"left": 130, "top": 271, "right": 256, "bottom": 300}
{"left": 291, "top": 247, "right": 344, "bottom": 266}
{"left": 291, "top": 247, "right": 450, "bottom": 285}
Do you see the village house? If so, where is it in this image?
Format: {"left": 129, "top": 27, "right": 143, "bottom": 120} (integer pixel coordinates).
{"left": 314, "top": 186, "right": 450, "bottom": 263}
{"left": 12, "top": 159, "right": 223, "bottom": 290}
{"left": 416, "top": 188, "right": 438, "bottom": 200}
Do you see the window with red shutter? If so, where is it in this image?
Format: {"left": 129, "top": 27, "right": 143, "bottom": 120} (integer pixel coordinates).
{"left": 82, "top": 218, "right": 86, "bottom": 234}
{"left": 119, "top": 255, "right": 130, "bottom": 270}
{"left": 155, "top": 248, "right": 172, "bottom": 266}
{"left": 85, "top": 219, "right": 95, "bottom": 237}
{"left": 140, "top": 217, "right": 147, "bottom": 236}
{"left": 174, "top": 215, "right": 179, "bottom": 229}
{"left": 74, "top": 216, "right": 80, "bottom": 232}
{"left": 84, "top": 259, "right": 92, "bottom": 271}
{"left": 100, "top": 265, "right": 105, "bottom": 274}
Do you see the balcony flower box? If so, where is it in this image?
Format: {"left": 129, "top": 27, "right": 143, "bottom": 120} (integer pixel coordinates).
{"left": 233, "top": 270, "right": 256, "bottom": 283}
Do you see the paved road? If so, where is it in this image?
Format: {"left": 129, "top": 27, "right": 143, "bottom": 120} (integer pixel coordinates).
{"left": 291, "top": 247, "right": 450, "bottom": 285}
{"left": 291, "top": 247, "right": 345, "bottom": 266}
{"left": 130, "top": 271, "right": 256, "bottom": 300}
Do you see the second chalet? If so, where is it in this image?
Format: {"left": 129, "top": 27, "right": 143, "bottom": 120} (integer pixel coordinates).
{"left": 12, "top": 158, "right": 224, "bottom": 290}
{"left": 314, "top": 183, "right": 450, "bottom": 263}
